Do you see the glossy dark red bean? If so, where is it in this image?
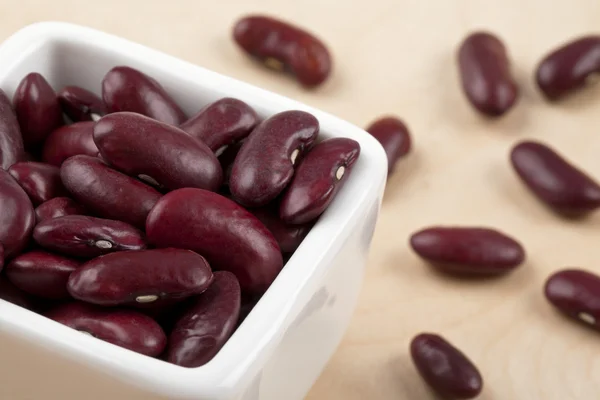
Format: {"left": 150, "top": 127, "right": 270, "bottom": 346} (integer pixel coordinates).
{"left": 536, "top": 36, "right": 600, "bottom": 100}
{"left": 230, "top": 111, "right": 319, "bottom": 207}
{"left": 0, "top": 89, "right": 24, "bottom": 170}
{"left": 233, "top": 15, "right": 332, "bottom": 88}
{"left": 8, "top": 162, "right": 67, "bottom": 205}
{"left": 58, "top": 86, "right": 107, "bottom": 122}
{"left": 68, "top": 248, "right": 213, "bottom": 307}
{"left": 102, "top": 66, "right": 186, "bottom": 125}
{"left": 410, "top": 227, "right": 525, "bottom": 275}
{"left": 365, "top": 117, "right": 411, "bottom": 174}
{"left": 6, "top": 251, "right": 79, "bottom": 299}
{"left": 544, "top": 269, "right": 600, "bottom": 330}
{"left": 180, "top": 98, "right": 259, "bottom": 152}
{"left": 458, "top": 32, "right": 518, "bottom": 117}
{"left": 0, "top": 273, "right": 36, "bottom": 310}
{"left": 411, "top": 333, "right": 483, "bottom": 399}
{"left": 146, "top": 188, "right": 283, "bottom": 295}
{"left": 33, "top": 215, "right": 146, "bottom": 258}
{"left": 13, "top": 73, "right": 63, "bottom": 149}
{"left": 94, "top": 112, "right": 222, "bottom": 191}
{"left": 280, "top": 138, "right": 360, "bottom": 224}
{"left": 511, "top": 141, "right": 600, "bottom": 214}
{"left": 42, "top": 121, "right": 99, "bottom": 166}
{"left": 46, "top": 302, "right": 166, "bottom": 357}
{"left": 0, "top": 169, "right": 35, "bottom": 258}
{"left": 35, "top": 197, "right": 86, "bottom": 224}
{"left": 61, "top": 155, "right": 161, "bottom": 229}
{"left": 251, "top": 206, "right": 313, "bottom": 254}
{"left": 167, "top": 271, "right": 240, "bottom": 367}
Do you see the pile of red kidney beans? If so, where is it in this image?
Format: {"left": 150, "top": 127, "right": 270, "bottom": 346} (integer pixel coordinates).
{"left": 0, "top": 19, "right": 364, "bottom": 368}
{"left": 233, "top": 15, "right": 600, "bottom": 399}
{"left": 0, "top": 12, "right": 597, "bottom": 397}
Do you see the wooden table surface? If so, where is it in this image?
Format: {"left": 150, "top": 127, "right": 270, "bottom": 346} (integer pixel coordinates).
{"left": 1, "top": 1, "right": 600, "bottom": 399}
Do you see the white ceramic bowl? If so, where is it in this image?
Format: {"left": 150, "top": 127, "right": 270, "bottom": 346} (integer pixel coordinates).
{"left": 0, "top": 22, "right": 387, "bottom": 400}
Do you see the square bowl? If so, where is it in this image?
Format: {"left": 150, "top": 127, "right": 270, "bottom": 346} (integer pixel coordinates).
{"left": 0, "top": 22, "right": 387, "bottom": 400}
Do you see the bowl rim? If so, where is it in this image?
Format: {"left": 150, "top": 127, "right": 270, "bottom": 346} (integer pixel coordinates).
{"left": 0, "top": 21, "right": 388, "bottom": 399}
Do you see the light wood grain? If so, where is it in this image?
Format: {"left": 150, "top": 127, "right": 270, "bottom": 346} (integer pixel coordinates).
{"left": 1, "top": 1, "right": 599, "bottom": 398}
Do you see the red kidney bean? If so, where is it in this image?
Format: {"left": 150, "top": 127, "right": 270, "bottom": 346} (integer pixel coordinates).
{"left": 279, "top": 138, "right": 360, "bottom": 224}
{"left": 233, "top": 15, "right": 332, "bottom": 88}
{"left": 457, "top": 32, "right": 518, "bottom": 117}
{"left": 58, "top": 86, "right": 107, "bottom": 122}
{"left": 68, "top": 248, "right": 213, "bottom": 307}
{"left": 411, "top": 333, "right": 483, "bottom": 399}
{"left": 42, "top": 121, "right": 99, "bottom": 166}
{"left": 61, "top": 155, "right": 161, "bottom": 229}
{"left": 544, "top": 269, "right": 600, "bottom": 331}
{"left": 5, "top": 251, "right": 79, "bottom": 299}
{"left": 167, "top": 271, "right": 240, "bottom": 367}
{"left": 33, "top": 215, "right": 146, "bottom": 258}
{"left": 230, "top": 111, "right": 319, "bottom": 207}
{"left": 410, "top": 227, "right": 525, "bottom": 275}
{"left": 180, "top": 98, "right": 259, "bottom": 152}
{"left": 35, "top": 197, "right": 87, "bottom": 224}
{"left": 94, "top": 112, "right": 222, "bottom": 191}
{"left": 146, "top": 188, "right": 283, "bottom": 295}
{"left": 536, "top": 36, "right": 600, "bottom": 100}
{"left": 8, "top": 162, "right": 67, "bottom": 205}
{"left": 46, "top": 302, "right": 166, "bottom": 357}
{"left": 510, "top": 140, "right": 600, "bottom": 215}
{"left": 251, "top": 206, "right": 313, "bottom": 254}
{"left": 0, "top": 273, "right": 36, "bottom": 310}
{"left": 13, "top": 73, "right": 63, "bottom": 149}
{"left": 102, "top": 66, "right": 186, "bottom": 125}
{"left": 0, "top": 169, "right": 35, "bottom": 258}
{"left": 365, "top": 117, "right": 411, "bottom": 174}
{"left": 0, "top": 89, "right": 24, "bottom": 170}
